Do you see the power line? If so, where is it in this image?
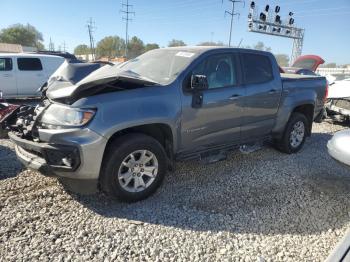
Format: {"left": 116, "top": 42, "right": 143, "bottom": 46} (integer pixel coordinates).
{"left": 121, "top": 0, "right": 135, "bottom": 58}
{"left": 223, "top": 0, "right": 244, "bottom": 47}
{"left": 86, "top": 17, "right": 96, "bottom": 61}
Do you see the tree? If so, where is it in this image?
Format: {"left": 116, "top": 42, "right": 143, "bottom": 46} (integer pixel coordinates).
{"left": 253, "top": 41, "right": 271, "bottom": 52}
{"left": 144, "top": 43, "right": 159, "bottom": 52}
{"left": 197, "top": 41, "right": 224, "bottom": 46}
{"left": 74, "top": 44, "right": 90, "bottom": 55}
{"left": 0, "top": 23, "right": 44, "bottom": 50}
{"left": 95, "top": 36, "right": 125, "bottom": 58}
{"left": 168, "top": 39, "right": 186, "bottom": 47}
{"left": 275, "top": 54, "right": 290, "bottom": 67}
{"left": 127, "top": 36, "right": 145, "bottom": 58}
{"left": 323, "top": 63, "right": 337, "bottom": 68}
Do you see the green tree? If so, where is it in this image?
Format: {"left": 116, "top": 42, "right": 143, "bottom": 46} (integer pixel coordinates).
{"left": 0, "top": 23, "right": 44, "bottom": 50}
{"left": 168, "top": 39, "right": 186, "bottom": 47}
{"left": 96, "top": 36, "right": 125, "bottom": 58}
{"left": 253, "top": 41, "right": 271, "bottom": 52}
{"left": 323, "top": 63, "right": 337, "bottom": 68}
{"left": 197, "top": 41, "right": 224, "bottom": 46}
{"left": 127, "top": 36, "right": 145, "bottom": 58}
{"left": 275, "top": 54, "right": 290, "bottom": 67}
{"left": 144, "top": 43, "right": 159, "bottom": 52}
{"left": 74, "top": 44, "right": 90, "bottom": 55}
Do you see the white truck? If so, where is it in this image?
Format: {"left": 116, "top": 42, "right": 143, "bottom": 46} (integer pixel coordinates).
{"left": 0, "top": 53, "right": 64, "bottom": 98}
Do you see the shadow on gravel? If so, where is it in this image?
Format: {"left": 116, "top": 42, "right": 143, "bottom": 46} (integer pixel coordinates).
{"left": 0, "top": 143, "right": 23, "bottom": 180}
{"left": 72, "top": 132, "right": 350, "bottom": 235}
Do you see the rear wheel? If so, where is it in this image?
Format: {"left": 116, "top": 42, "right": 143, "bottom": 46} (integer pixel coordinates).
{"left": 275, "top": 112, "right": 308, "bottom": 154}
{"left": 99, "top": 133, "right": 167, "bottom": 202}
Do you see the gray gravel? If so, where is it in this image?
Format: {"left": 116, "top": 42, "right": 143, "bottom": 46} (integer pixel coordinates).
{"left": 1, "top": 121, "right": 350, "bottom": 261}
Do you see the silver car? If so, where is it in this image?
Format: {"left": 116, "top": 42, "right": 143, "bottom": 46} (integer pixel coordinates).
{"left": 328, "top": 129, "right": 350, "bottom": 168}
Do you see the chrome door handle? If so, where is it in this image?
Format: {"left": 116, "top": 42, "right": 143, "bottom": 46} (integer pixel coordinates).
{"left": 3, "top": 73, "right": 12, "bottom": 77}
{"left": 268, "top": 89, "right": 277, "bottom": 94}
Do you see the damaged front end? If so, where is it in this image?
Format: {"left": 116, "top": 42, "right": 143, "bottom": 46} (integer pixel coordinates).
{"left": 326, "top": 98, "right": 350, "bottom": 122}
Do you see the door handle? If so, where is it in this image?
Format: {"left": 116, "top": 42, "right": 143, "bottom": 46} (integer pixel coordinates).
{"left": 268, "top": 89, "right": 278, "bottom": 94}
{"left": 3, "top": 73, "right": 12, "bottom": 77}
{"left": 228, "top": 94, "right": 241, "bottom": 100}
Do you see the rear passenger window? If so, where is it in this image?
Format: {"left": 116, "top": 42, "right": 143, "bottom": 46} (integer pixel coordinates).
{"left": 242, "top": 54, "right": 273, "bottom": 84}
{"left": 17, "top": 58, "right": 43, "bottom": 71}
{"left": 0, "top": 58, "right": 12, "bottom": 71}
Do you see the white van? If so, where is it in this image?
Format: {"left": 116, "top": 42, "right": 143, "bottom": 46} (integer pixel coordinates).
{"left": 0, "top": 53, "right": 65, "bottom": 98}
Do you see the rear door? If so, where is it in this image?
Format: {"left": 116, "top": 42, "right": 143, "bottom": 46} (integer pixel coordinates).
{"left": 240, "top": 52, "right": 282, "bottom": 140}
{"left": 0, "top": 57, "right": 17, "bottom": 97}
{"left": 16, "top": 57, "right": 45, "bottom": 97}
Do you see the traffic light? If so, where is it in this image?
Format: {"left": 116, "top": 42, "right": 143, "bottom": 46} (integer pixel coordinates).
{"left": 265, "top": 5, "right": 270, "bottom": 12}
{"left": 289, "top": 18, "right": 294, "bottom": 25}
{"left": 275, "top": 15, "right": 281, "bottom": 24}
{"left": 260, "top": 12, "right": 267, "bottom": 22}
{"left": 275, "top": 6, "right": 280, "bottom": 13}
{"left": 250, "top": 1, "right": 255, "bottom": 9}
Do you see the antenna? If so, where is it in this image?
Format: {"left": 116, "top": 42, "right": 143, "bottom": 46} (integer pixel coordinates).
{"left": 121, "top": 0, "right": 135, "bottom": 58}
{"left": 223, "top": 0, "right": 245, "bottom": 47}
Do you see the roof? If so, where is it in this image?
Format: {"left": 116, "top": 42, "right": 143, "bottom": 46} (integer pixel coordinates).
{"left": 159, "top": 46, "right": 271, "bottom": 55}
{"left": 0, "top": 52, "right": 65, "bottom": 59}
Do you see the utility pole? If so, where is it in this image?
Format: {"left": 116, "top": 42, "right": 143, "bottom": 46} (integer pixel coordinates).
{"left": 224, "top": 0, "right": 244, "bottom": 46}
{"left": 121, "top": 0, "right": 135, "bottom": 58}
{"left": 86, "top": 18, "right": 96, "bottom": 61}
{"left": 62, "top": 41, "right": 67, "bottom": 52}
{"left": 49, "top": 38, "right": 54, "bottom": 51}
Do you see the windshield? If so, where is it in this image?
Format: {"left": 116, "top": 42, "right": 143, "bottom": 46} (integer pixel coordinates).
{"left": 119, "top": 49, "right": 198, "bottom": 85}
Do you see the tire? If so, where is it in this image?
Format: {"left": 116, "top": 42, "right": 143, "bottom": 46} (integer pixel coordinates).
{"left": 99, "top": 133, "right": 167, "bottom": 202}
{"left": 275, "top": 112, "right": 308, "bottom": 154}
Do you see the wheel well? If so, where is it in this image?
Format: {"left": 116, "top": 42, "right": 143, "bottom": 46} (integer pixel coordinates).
{"left": 292, "top": 104, "right": 314, "bottom": 135}
{"left": 105, "top": 124, "right": 174, "bottom": 157}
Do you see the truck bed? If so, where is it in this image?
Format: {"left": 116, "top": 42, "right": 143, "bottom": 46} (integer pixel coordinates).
{"left": 280, "top": 73, "right": 326, "bottom": 81}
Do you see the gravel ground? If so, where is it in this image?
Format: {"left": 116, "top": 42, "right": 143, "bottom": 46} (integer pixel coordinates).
{"left": 1, "top": 121, "right": 350, "bottom": 261}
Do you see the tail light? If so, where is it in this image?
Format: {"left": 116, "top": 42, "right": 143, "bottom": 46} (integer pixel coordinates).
{"left": 324, "top": 82, "right": 329, "bottom": 103}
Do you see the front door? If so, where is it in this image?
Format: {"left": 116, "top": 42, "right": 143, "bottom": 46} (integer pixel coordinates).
{"left": 0, "top": 57, "right": 17, "bottom": 97}
{"left": 180, "top": 52, "right": 245, "bottom": 153}
{"left": 16, "top": 57, "right": 45, "bottom": 97}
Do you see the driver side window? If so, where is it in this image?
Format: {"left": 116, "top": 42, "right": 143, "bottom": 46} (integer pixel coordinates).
{"left": 192, "top": 54, "right": 237, "bottom": 89}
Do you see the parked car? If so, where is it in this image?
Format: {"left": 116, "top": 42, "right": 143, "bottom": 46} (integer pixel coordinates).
{"left": 0, "top": 53, "right": 64, "bottom": 98}
{"left": 6, "top": 47, "right": 328, "bottom": 201}
{"left": 327, "top": 129, "right": 350, "bottom": 168}
{"left": 325, "top": 78, "right": 350, "bottom": 122}
{"left": 281, "top": 55, "right": 325, "bottom": 76}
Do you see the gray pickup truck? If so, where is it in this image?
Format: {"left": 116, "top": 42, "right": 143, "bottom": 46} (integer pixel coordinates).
{"left": 7, "top": 47, "right": 327, "bottom": 202}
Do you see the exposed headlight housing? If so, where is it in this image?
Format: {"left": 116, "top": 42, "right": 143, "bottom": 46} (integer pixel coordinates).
{"left": 40, "top": 104, "right": 96, "bottom": 129}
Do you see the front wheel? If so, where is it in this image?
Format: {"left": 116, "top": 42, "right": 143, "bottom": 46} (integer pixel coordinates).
{"left": 275, "top": 112, "right": 308, "bottom": 154}
{"left": 99, "top": 133, "right": 167, "bottom": 202}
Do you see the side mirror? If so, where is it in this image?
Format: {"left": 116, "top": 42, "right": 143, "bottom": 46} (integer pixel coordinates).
{"left": 191, "top": 75, "right": 208, "bottom": 91}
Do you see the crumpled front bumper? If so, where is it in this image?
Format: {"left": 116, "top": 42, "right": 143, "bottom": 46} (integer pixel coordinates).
{"left": 9, "top": 127, "right": 108, "bottom": 180}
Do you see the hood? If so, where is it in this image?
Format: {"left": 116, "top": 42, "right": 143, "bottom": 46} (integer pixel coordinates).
{"left": 282, "top": 55, "right": 325, "bottom": 74}
{"left": 328, "top": 78, "right": 350, "bottom": 99}
{"left": 45, "top": 61, "right": 158, "bottom": 103}
{"left": 291, "top": 55, "right": 325, "bottom": 72}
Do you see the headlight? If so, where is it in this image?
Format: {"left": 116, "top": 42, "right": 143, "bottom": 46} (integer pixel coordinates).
{"left": 40, "top": 104, "right": 96, "bottom": 129}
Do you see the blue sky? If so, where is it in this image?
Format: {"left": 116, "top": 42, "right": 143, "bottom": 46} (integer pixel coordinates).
{"left": 1, "top": 0, "right": 349, "bottom": 64}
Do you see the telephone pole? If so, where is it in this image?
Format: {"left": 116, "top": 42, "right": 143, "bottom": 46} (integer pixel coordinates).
{"left": 224, "top": 0, "right": 244, "bottom": 46}
{"left": 62, "top": 41, "right": 67, "bottom": 52}
{"left": 49, "top": 38, "right": 54, "bottom": 51}
{"left": 86, "top": 18, "right": 96, "bottom": 61}
{"left": 121, "top": 0, "right": 135, "bottom": 58}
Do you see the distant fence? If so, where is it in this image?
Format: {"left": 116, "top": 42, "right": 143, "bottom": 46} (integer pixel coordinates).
{"left": 316, "top": 68, "right": 350, "bottom": 76}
